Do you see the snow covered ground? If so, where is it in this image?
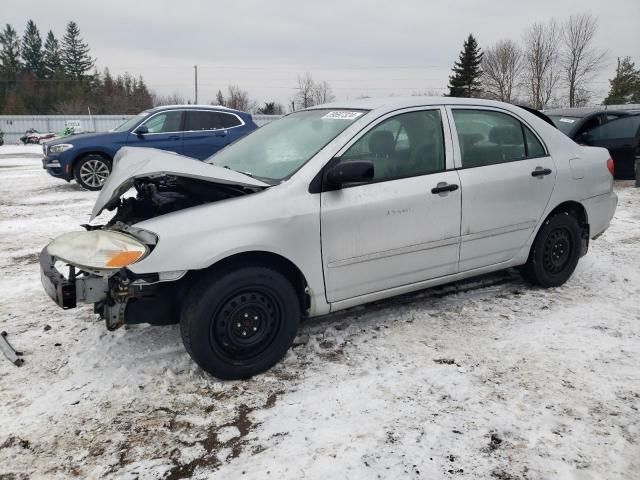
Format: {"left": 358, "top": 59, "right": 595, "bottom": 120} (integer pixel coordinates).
{"left": 0, "top": 145, "right": 639, "bottom": 480}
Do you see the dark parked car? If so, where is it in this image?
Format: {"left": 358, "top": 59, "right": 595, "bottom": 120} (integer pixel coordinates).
{"left": 546, "top": 108, "right": 640, "bottom": 179}
{"left": 42, "top": 105, "right": 258, "bottom": 190}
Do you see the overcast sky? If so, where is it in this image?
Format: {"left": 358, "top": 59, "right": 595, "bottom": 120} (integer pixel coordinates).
{"left": 3, "top": 0, "right": 639, "bottom": 107}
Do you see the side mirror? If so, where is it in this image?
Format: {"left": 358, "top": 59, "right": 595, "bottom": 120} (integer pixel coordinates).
{"left": 134, "top": 125, "right": 149, "bottom": 135}
{"left": 325, "top": 160, "right": 374, "bottom": 187}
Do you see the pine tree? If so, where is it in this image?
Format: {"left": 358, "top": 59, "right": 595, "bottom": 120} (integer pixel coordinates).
{"left": 21, "top": 20, "right": 44, "bottom": 78}
{"left": 61, "top": 21, "right": 94, "bottom": 80}
{"left": 0, "top": 24, "right": 22, "bottom": 77}
{"left": 43, "top": 30, "right": 62, "bottom": 79}
{"left": 603, "top": 57, "right": 640, "bottom": 105}
{"left": 215, "top": 89, "right": 225, "bottom": 106}
{"left": 132, "top": 76, "right": 152, "bottom": 112}
{"left": 448, "top": 34, "right": 483, "bottom": 98}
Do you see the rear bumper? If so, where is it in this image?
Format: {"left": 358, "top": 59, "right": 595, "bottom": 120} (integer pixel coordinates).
{"left": 583, "top": 191, "right": 618, "bottom": 239}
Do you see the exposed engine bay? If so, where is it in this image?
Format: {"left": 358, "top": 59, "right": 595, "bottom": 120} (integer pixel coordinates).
{"left": 104, "top": 175, "right": 263, "bottom": 226}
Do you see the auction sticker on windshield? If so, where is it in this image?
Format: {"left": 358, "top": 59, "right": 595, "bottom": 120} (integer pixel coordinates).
{"left": 322, "top": 111, "right": 364, "bottom": 120}
{"left": 559, "top": 118, "right": 576, "bottom": 123}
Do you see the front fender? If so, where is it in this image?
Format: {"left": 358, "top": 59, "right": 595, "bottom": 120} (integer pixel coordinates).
{"left": 125, "top": 185, "right": 329, "bottom": 315}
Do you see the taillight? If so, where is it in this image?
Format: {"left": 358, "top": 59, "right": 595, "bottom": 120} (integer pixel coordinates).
{"left": 606, "top": 158, "right": 614, "bottom": 176}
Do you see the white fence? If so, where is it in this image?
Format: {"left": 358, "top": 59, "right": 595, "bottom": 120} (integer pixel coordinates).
{"left": 0, "top": 114, "right": 283, "bottom": 144}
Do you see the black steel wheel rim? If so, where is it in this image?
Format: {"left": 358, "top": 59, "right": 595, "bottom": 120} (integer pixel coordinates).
{"left": 542, "top": 227, "right": 572, "bottom": 274}
{"left": 210, "top": 288, "right": 282, "bottom": 361}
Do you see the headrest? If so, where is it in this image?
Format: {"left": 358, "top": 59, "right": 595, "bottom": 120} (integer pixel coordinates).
{"left": 369, "top": 130, "right": 395, "bottom": 157}
{"left": 489, "top": 125, "right": 521, "bottom": 145}
{"left": 460, "top": 133, "right": 483, "bottom": 146}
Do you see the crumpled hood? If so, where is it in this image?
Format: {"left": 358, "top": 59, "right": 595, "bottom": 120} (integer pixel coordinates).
{"left": 91, "top": 147, "right": 269, "bottom": 220}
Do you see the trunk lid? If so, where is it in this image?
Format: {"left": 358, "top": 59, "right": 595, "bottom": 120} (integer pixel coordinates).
{"left": 91, "top": 147, "right": 269, "bottom": 220}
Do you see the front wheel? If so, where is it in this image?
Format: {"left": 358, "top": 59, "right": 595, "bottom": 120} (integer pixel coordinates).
{"left": 521, "top": 213, "right": 582, "bottom": 288}
{"left": 180, "top": 266, "right": 301, "bottom": 380}
{"left": 74, "top": 154, "right": 112, "bottom": 190}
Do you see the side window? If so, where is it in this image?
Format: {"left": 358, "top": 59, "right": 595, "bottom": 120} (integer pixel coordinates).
{"left": 341, "top": 110, "right": 445, "bottom": 182}
{"left": 143, "top": 111, "right": 183, "bottom": 133}
{"left": 586, "top": 115, "right": 640, "bottom": 141}
{"left": 218, "top": 113, "right": 243, "bottom": 128}
{"left": 186, "top": 111, "right": 221, "bottom": 131}
{"left": 453, "top": 109, "right": 528, "bottom": 168}
{"left": 575, "top": 115, "right": 602, "bottom": 138}
{"left": 524, "top": 126, "right": 546, "bottom": 157}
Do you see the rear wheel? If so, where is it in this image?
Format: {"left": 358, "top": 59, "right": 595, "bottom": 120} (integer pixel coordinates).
{"left": 180, "top": 266, "right": 300, "bottom": 380}
{"left": 74, "top": 154, "right": 112, "bottom": 190}
{"left": 521, "top": 213, "right": 582, "bottom": 288}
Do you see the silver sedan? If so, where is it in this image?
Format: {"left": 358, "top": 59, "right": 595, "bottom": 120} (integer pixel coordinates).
{"left": 40, "top": 97, "right": 618, "bottom": 379}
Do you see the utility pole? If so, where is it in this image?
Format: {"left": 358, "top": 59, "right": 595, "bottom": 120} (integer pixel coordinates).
{"left": 194, "top": 65, "right": 198, "bottom": 104}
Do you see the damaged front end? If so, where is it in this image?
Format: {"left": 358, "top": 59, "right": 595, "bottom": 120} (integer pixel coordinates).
{"left": 39, "top": 227, "right": 166, "bottom": 330}
{"left": 40, "top": 147, "right": 270, "bottom": 330}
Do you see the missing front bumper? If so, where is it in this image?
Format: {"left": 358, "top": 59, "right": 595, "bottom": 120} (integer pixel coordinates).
{"left": 40, "top": 247, "right": 181, "bottom": 330}
{"left": 40, "top": 248, "right": 125, "bottom": 329}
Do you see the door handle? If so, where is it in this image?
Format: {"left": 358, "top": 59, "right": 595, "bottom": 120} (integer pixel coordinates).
{"left": 215, "top": 130, "right": 227, "bottom": 137}
{"left": 431, "top": 183, "right": 459, "bottom": 194}
{"left": 531, "top": 167, "right": 552, "bottom": 177}
{"left": 168, "top": 135, "right": 180, "bottom": 141}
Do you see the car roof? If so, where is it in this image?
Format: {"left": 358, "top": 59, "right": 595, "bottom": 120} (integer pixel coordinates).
{"left": 308, "top": 96, "right": 519, "bottom": 112}
{"left": 545, "top": 108, "right": 640, "bottom": 118}
{"left": 144, "top": 104, "right": 246, "bottom": 115}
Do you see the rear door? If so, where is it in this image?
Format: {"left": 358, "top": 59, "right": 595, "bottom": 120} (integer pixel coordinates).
{"left": 449, "top": 107, "right": 556, "bottom": 271}
{"left": 127, "top": 110, "right": 184, "bottom": 154}
{"left": 320, "top": 107, "right": 461, "bottom": 302}
{"left": 580, "top": 115, "right": 640, "bottom": 179}
{"left": 183, "top": 110, "right": 231, "bottom": 160}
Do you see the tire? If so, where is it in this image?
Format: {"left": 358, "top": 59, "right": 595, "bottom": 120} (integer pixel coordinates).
{"left": 521, "top": 212, "right": 582, "bottom": 288}
{"left": 74, "top": 154, "right": 112, "bottom": 190}
{"left": 180, "top": 266, "right": 301, "bottom": 380}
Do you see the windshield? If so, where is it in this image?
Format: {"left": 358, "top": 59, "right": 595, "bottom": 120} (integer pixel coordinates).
{"left": 206, "top": 109, "right": 366, "bottom": 181}
{"left": 113, "top": 113, "right": 149, "bottom": 132}
{"left": 549, "top": 115, "right": 580, "bottom": 135}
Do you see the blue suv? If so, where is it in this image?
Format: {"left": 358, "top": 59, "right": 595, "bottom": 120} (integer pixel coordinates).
{"left": 42, "top": 105, "right": 258, "bottom": 190}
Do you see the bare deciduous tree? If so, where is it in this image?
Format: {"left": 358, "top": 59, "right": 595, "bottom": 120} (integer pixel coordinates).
{"left": 151, "top": 92, "right": 186, "bottom": 107}
{"left": 293, "top": 72, "right": 317, "bottom": 109}
{"left": 225, "top": 85, "right": 256, "bottom": 112}
{"left": 313, "top": 80, "right": 335, "bottom": 105}
{"left": 523, "top": 20, "right": 560, "bottom": 109}
{"left": 561, "top": 13, "right": 606, "bottom": 107}
{"left": 292, "top": 73, "right": 336, "bottom": 110}
{"left": 482, "top": 39, "right": 522, "bottom": 102}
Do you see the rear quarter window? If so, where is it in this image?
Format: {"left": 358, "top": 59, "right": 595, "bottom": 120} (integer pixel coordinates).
{"left": 218, "top": 113, "right": 243, "bottom": 128}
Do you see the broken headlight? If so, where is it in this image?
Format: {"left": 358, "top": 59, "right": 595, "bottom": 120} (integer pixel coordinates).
{"left": 47, "top": 230, "right": 149, "bottom": 270}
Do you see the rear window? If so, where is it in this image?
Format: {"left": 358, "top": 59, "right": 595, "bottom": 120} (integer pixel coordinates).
{"left": 219, "top": 113, "right": 242, "bottom": 128}
{"left": 549, "top": 116, "right": 579, "bottom": 135}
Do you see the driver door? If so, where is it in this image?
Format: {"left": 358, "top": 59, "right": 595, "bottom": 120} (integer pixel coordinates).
{"left": 320, "top": 107, "right": 461, "bottom": 303}
{"left": 128, "top": 110, "right": 185, "bottom": 155}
